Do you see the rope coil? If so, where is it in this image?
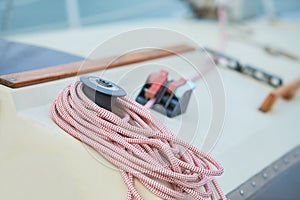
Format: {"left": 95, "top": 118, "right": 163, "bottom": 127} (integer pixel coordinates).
{"left": 51, "top": 81, "right": 226, "bottom": 200}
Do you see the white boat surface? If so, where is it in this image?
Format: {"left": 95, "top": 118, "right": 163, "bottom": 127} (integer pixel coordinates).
{"left": 1, "top": 18, "right": 300, "bottom": 199}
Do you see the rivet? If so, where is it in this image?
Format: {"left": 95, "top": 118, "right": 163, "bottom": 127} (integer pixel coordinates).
{"left": 240, "top": 190, "right": 244, "bottom": 196}
{"left": 263, "top": 173, "right": 268, "bottom": 179}
{"left": 251, "top": 181, "right": 256, "bottom": 187}
{"left": 284, "top": 157, "right": 289, "bottom": 164}
{"left": 273, "top": 165, "right": 279, "bottom": 171}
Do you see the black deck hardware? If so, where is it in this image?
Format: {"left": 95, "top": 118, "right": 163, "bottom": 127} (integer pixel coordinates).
{"left": 81, "top": 76, "right": 126, "bottom": 111}
{"left": 136, "top": 70, "right": 195, "bottom": 118}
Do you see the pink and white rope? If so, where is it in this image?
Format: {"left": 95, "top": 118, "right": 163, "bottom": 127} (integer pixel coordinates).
{"left": 51, "top": 81, "right": 226, "bottom": 200}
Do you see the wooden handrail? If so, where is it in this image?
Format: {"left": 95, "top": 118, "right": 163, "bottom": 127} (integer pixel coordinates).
{"left": 0, "top": 44, "right": 195, "bottom": 88}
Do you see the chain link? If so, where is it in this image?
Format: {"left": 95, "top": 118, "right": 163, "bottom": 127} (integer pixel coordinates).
{"left": 205, "top": 48, "right": 283, "bottom": 88}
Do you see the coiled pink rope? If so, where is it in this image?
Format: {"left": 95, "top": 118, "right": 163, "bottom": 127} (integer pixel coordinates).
{"left": 51, "top": 81, "right": 226, "bottom": 200}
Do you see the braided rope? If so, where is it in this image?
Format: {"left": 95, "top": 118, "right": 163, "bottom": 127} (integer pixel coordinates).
{"left": 51, "top": 81, "right": 226, "bottom": 200}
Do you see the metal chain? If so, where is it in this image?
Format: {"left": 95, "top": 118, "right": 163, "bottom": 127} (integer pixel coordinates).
{"left": 205, "top": 48, "right": 283, "bottom": 88}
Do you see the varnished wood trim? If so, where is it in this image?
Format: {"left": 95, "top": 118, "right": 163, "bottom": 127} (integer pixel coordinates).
{"left": 0, "top": 44, "right": 195, "bottom": 88}
{"left": 259, "top": 77, "right": 300, "bottom": 112}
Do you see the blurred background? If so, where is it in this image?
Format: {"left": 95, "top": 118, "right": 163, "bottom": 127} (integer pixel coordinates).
{"left": 0, "top": 0, "right": 300, "bottom": 35}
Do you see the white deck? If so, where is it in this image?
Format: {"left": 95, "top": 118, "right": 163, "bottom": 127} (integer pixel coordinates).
{"left": 1, "top": 18, "right": 300, "bottom": 199}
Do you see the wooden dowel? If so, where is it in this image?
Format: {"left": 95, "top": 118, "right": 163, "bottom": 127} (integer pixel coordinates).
{"left": 259, "top": 77, "right": 300, "bottom": 112}
{"left": 259, "top": 92, "right": 278, "bottom": 112}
